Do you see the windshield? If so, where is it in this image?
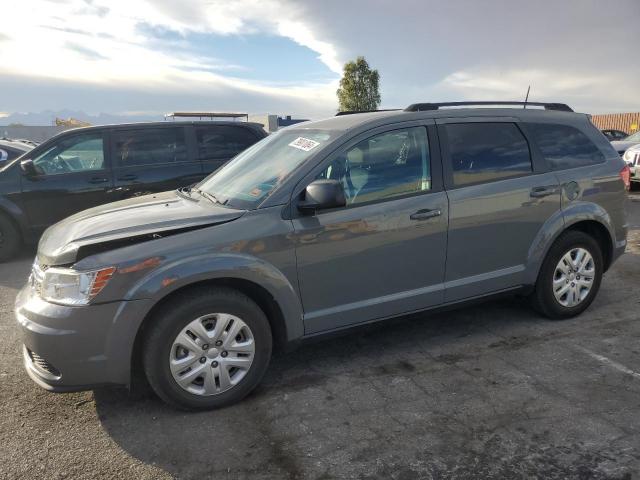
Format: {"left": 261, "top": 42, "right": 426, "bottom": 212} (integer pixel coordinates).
{"left": 624, "top": 131, "right": 640, "bottom": 142}
{"left": 197, "top": 129, "right": 337, "bottom": 209}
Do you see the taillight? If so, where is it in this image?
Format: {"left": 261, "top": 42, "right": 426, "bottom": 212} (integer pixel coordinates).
{"left": 620, "top": 165, "right": 630, "bottom": 191}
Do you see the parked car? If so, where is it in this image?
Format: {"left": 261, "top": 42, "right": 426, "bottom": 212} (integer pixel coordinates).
{"left": 601, "top": 129, "right": 628, "bottom": 141}
{"left": 17, "top": 101, "right": 628, "bottom": 410}
{"left": 622, "top": 144, "right": 640, "bottom": 186}
{"left": 0, "top": 138, "right": 33, "bottom": 163}
{"left": 611, "top": 130, "right": 640, "bottom": 156}
{"left": 0, "top": 121, "right": 266, "bottom": 260}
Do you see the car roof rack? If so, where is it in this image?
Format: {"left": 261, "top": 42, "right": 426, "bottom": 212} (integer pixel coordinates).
{"left": 404, "top": 101, "right": 573, "bottom": 112}
{"left": 335, "top": 109, "right": 400, "bottom": 116}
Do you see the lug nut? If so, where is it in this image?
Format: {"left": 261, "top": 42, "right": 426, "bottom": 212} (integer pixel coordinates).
{"left": 202, "top": 344, "right": 209, "bottom": 350}
{"left": 212, "top": 361, "right": 218, "bottom": 367}
{"left": 199, "top": 357, "right": 206, "bottom": 364}
{"left": 215, "top": 340, "right": 223, "bottom": 347}
{"left": 221, "top": 351, "right": 228, "bottom": 358}
{"left": 571, "top": 282, "right": 575, "bottom": 287}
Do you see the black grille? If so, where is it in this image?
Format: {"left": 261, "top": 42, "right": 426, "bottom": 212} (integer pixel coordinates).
{"left": 27, "top": 348, "right": 61, "bottom": 377}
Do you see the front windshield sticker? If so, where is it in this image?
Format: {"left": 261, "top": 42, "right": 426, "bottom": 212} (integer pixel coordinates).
{"left": 288, "top": 137, "right": 320, "bottom": 152}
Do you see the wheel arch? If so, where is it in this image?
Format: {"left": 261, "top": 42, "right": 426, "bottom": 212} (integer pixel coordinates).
{"left": 525, "top": 204, "right": 616, "bottom": 285}
{"left": 121, "top": 253, "right": 304, "bottom": 390}
{"left": 129, "top": 277, "right": 292, "bottom": 391}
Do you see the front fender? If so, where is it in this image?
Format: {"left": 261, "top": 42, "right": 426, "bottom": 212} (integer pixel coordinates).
{"left": 102, "top": 253, "right": 304, "bottom": 386}
{"left": 127, "top": 253, "right": 303, "bottom": 339}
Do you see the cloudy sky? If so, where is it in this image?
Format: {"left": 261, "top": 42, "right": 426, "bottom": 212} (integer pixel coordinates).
{"left": 1, "top": 0, "right": 639, "bottom": 122}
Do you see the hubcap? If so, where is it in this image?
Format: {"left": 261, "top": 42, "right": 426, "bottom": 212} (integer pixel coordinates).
{"left": 552, "top": 247, "right": 595, "bottom": 308}
{"left": 169, "top": 313, "right": 255, "bottom": 396}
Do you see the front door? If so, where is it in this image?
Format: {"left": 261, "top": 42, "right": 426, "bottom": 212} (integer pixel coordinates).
{"left": 292, "top": 124, "right": 448, "bottom": 334}
{"left": 20, "top": 130, "right": 114, "bottom": 235}
{"left": 437, "top": 119, "right": 562, "bottom": 302}
{"left": 111, "top": 126, "right": 203, "bottom": 200}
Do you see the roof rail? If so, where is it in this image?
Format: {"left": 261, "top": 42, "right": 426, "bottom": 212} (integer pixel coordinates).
{"left": 335, "top": 109, "right": 400, "bottom": 116}
{"left": 404, "top": 101, "right": 573, "bottom": 112}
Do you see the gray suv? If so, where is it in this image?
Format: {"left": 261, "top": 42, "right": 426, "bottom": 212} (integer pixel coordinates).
{"left": 16, "top": 102, "right": 629, "bottom": 410}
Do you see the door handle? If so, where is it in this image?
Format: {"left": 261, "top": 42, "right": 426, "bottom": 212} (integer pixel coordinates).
{"left": 117, "top": 174, "right": 138, "bottom": 181}
{"left": 410, "top": 209, "right": 442, "bottom": 221}
{"left": 530, "top": 186, "right": 557, "bottom": 198}
{"left": 88, "top": 177, "right": 109, "bottom": 184}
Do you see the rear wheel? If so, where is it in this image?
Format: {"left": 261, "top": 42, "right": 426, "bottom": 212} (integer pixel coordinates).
{"left": 531, "top": 230, "right": 603, "bottom": 319}
{"left": 0, "top": 214, "right": 20, "bottom": 262}
{"left": 143, "top": 287, "right": 272, "bottom": 410}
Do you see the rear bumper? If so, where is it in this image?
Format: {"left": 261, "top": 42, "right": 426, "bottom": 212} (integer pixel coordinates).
{"left": 15, "top": 285, "right": 150, "bottom": 392}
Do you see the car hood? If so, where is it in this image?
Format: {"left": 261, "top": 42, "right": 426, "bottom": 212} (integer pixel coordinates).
{"left": 611, "top": 140, "right": 640, "bottom": 153}
{"left": 38, "top": 190, "right": 246, "bottom": 266}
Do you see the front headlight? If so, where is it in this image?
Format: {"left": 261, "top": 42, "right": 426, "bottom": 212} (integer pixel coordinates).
{"left": 40, "top": 266, "right": 115, "bottom": 305}
{"left": 623, "top": 150, "right": 635, "bottom": 162}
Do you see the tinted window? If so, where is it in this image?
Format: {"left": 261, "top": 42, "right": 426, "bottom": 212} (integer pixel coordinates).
{"left": 32, "top": 133, "right": 105, "bottom": 175}
{"left": 0, "top": 147, "right": 25, "bottom": 162}
{"left": 317, "top": 127, "right": 431, "bottom": 205}
{"left": 113, "top": 128, "right": 187, "bottom": 166}
{"left": 445, "top": 123, "right": 532, "bottom": 186}
{"left": 196, "top": 126, "right": 257, "bottom": 159}
{"left": 529, "top": 123, "right": 605, "bottom": 170}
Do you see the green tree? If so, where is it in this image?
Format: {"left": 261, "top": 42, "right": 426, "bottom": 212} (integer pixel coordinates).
{"left": 336, "top": 56, "right": 381, "bottom": 112}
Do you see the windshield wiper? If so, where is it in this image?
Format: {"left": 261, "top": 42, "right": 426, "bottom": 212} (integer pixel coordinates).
{"left": 195, "top": 188, "right": 221, "bottom": 205}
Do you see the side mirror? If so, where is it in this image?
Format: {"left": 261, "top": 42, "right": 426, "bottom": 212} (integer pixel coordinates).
{"left": 298, "top": 179, "right": 346, "bottom": 212}
{"left": 20, "top": 159, "right": 38, "bottom": 176}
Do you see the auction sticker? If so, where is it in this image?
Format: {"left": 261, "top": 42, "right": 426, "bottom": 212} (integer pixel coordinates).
{"left": 288, "top": 137, "right": 320, "bottom": 152}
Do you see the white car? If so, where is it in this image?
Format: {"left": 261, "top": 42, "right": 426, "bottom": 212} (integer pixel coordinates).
{"left": 623, "top": 143, "right": 640, "bottom": 185}
{"left": 611, "top": 130, "right": 640, "bottom": 157}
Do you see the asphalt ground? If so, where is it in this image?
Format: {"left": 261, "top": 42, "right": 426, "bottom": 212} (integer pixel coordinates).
{"left": 1, "top": 194, "right": 639, "bottom": 479}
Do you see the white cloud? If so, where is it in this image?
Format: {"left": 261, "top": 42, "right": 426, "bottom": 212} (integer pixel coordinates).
{"left": 2, "top": 0, "right": 639, "bottom": 117}
{"left": 0, "top": 0, "right": 342, "bottom": 115}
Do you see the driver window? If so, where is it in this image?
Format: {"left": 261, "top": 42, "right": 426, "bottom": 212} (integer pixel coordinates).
{"left": 32, "top": 134, "right": 105, "bottom": 175}
{"left": 316, "top": 126, "right": 431, "bottom": 205}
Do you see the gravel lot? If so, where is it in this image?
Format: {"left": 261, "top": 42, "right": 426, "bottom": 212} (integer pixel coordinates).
{"left": 1, "top": 195, "right": 640, "bottom": 480}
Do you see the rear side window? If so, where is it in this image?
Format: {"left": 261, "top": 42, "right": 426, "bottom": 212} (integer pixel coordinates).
{"left": 196, "top": 126, "right": 258, "bottom": 160}
{"left": 444, "top": 123, "right": 532, "bottom": 186}
{"left": 527, "top": 123, "right": 605, "bottom": 170}
{"left": 113, "top": 128, "right": 187, "bottom": 166}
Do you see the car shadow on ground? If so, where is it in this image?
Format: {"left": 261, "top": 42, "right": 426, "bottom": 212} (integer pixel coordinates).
{"left": 92, "top": 295, "right": 590, "bottom": 479}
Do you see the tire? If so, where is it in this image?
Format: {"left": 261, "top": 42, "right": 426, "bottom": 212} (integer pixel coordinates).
{"left": 0, "top": 214, "right": 21, "bottom": 262}
{"left": 531, "top": 230, "right": 603, "bottom": 319}
{"left": 143, "top": 287, "right": 272, "bottom": 410}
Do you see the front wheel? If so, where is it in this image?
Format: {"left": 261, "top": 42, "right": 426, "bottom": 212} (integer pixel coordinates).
{"left": 143, "top": 287, "right": 272, "bottom": 410}
{"left": 0, "top": 214, "right": 20, "bottom": 262}
{"left": 531, "top": 231, "right": 604, "bottom": 319}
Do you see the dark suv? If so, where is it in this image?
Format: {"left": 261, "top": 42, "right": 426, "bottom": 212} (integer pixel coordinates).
{"left": 16, "top": 102, "right": 628, "bottom": 410}
{"left": 0, "top": 121, "right": 266, "bottom": 259}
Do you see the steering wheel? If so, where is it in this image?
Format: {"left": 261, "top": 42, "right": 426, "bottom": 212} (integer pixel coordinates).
{"left": 38, "top": 156, "right": 72, "bottom": 174}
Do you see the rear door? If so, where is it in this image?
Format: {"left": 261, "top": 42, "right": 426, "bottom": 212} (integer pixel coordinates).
{"left": 20, "top": 130, "right": 115, "bottom": 234}
{"left": 111, "top": 126, "right": 203, "bottom": 199}
{"left": 195, "top": 125, "right": 262, "bottom": 175}
{"left": 438, "top": 118, "right": 562, "bottom": 302}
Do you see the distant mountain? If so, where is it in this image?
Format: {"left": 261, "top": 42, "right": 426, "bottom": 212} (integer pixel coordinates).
{"left": 0, "top": 110, "right": 163, "bottom": 126}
